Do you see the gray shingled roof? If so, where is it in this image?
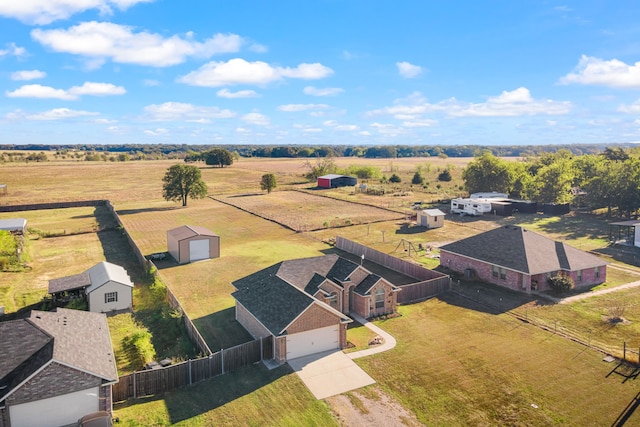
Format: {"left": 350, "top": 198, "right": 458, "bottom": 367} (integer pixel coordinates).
{"left": 439, "top": 225, "right": 608, "bottom": 274}
{"left": 326, "top": 257, "right": 359, "bottom": 283}
{"left": 354, "top": 274, "right": 383, "bottom": 295}
{"left": 277, "top": 255, "right": 339, "bottom": 289}
{"left": 28, "top": 308, "right": 118, "bottom": 382}
{"left": 232, "top": 274, "right": 317, "bottom": 335}
{"left": 0, "top": 319, "right": 53, "bottom": 401}
{"left": 48, "top": 271, "right": 92, "bottom": 294}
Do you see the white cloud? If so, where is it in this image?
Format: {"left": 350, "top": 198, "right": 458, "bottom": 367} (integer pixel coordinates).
{"left": 241, "top": 112, "right": 269, "bottom": 126}
{"left": 6, "top": 82, "right": 125, "bottom": 100}
{"left": 0, "top": 43, "right": 26, "bottom": 57}
{"left": 367, "top": 88, "right": 571, "bottom": 119}
{"left": 303, "top": 86, "right": 344, "bottom": 96}
{"left": 6, "top": 84, "right": 74, "bottom": 100}
{"left": 32, "top": 22, "right": 243, "bottom": 67}
{"left": 559, "top": 55, "right": 640, "bottom": 88}
{"left": 11, "top": 70, "right": 46, "bottom": 81}
{"left": 144, "top": 102, "right": 236, "bottom": 121}
{"left": 303, "top": 128, "right": 322, "bottom": 133}
{"left": 397, "top": 61, "right": 423, "bottom": 78}
{"left": 144, "top": 128, "right": 169, "bottom": 136}
{"left": 216, "top": 88, "right": 259, "bottom": 98}
{"left": 618, "top": 100, "right": 640, "bottom": 114}
{"left": 322, "top": 120, "right": 358, "bottom": 131}
{"left": 6, "top": 108, "right": 99, "bottom": 121}
{"left": 69, "top": 82, "right": 126, "bottom": 96}
{"left": 178, "top": 58, "right": 333, "bottom": 87}
{"left": 0, "top": 0, "right": 154, "bottom": 25}
{"left": 277, "top": 104, "right": 330, "bottom": 112}
{"left": 402, "top": 119, "right": 438, "bottom": 127}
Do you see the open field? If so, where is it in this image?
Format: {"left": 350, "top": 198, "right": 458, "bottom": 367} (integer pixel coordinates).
{"left": 4, "top": 158, "right": 640, "bottom": 425}
{"left": 218, "top": 190, "right": 403, "bottom": 231}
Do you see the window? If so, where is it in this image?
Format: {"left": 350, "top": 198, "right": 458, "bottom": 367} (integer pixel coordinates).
{"left": 500, "top": 268, "right": 506, "bottom": 280}
{"left": 595, "top": 266, "right": 600, "bottom": 279}
{"left": 492, "top": 265, "right": 499, "bottom": 278}
{"left": 105, "top": 292, "right": 118, "bottom": 303}
{"left": 327, "top": 292, "right": 338, "bottom": 308}
{"left": 375, "top": 288, "right": 385, "bottom": 309}
{"left": 577, "top": 269, "right": 583, "bottom": 282}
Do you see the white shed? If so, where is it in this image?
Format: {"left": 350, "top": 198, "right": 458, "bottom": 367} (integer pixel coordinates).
{"left": 0, "top": 218, "right": 27, "bottom": 234}
{"left": 167, "top": 225, "right": 220, "bottom": 264}
{"left": 417, "top": 209, "right": 446, "bottom": 229}
{"left": 86, "top": 261, "right": 134, "bottom": 312}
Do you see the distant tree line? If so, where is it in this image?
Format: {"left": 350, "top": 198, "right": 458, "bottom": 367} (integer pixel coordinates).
{"left": 0, "top": 143, "right": 625, "bottom": 161}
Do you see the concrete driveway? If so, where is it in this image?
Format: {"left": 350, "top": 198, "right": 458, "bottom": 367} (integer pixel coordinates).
{"left": 288, "top": 350, "right": 375, "bottom": 399}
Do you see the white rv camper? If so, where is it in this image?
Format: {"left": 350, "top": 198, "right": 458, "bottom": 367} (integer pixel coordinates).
{"left": 450, "top": 198, "right": 493, "bottom": 216}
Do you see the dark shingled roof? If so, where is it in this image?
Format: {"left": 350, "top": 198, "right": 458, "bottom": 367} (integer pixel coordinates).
{"left": 48, "top": 271, "right": 91, "bottom": 294}
{"left": 354, "top": 274, "right": 383, "bottom": 295}
{"left": 326, "top": 257, "right": 359, "bottom": 283}
{"left": 0, "top": 319, "right": 53, "bottom": 402}
{"left": 232, "top": 263, "right": 282, "bottom": 290}
{"left": 439, "top": 225, "right": 608, "bottom": 274}
{"left": 304, "top": 273, "right": 327, "bottom": 295}
{"left": 232, "top": 274, "right": 317, "bottom": 335}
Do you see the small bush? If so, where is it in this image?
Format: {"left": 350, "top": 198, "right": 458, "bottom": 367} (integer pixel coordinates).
{"left": 438, "top": 169, "right": 452, "bottom": 182}
{"left": 412, "top": 172, "right": 424, "bottom": 185}
{"left": 547, "top": 273, "right": 575, "bottom": 294}
{"left": 123, "top": 329, "right": 156, "bottom": 368}
{"left": 389, "top": 174, "right": 402, "bottom": 183}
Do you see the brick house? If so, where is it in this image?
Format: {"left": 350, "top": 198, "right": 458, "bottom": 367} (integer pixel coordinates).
{"left": 232, "top": 254, "right": 400, "bottom": 364}
{"left": 439, "top": 225, "right": 608, "bottom": 293}
{"left": 0, "top": 308, "right": 118, "bottom": 427}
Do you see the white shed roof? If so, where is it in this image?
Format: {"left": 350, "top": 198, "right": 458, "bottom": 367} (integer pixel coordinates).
{"left": 421, "top": 209, "right": 446, "bottom": 217}
{"left": 167, "top": 225, "right": 218, "bottom": 241}
{"left": 86, "top": 261, "right": 133, "bottom": 294}
{"left": 0, "top": 218, "right": 27, "bottom": 231}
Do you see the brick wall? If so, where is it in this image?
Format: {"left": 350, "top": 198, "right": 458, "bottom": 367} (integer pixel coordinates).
{"left": 6, "top": 362, "right": 102, "bottom": 406}
{"left": 441, "top": 251, "right": 607, "bottom": 293}
{"left": 286, "top": 304, "right": 341, "bottom": 335}
{"left": 235, "top": 303, "right": 270, "bottom": 339}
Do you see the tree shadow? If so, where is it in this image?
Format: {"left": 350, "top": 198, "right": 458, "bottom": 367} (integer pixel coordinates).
{"left": 116, "top": 206, "right": 180, "bottom": 216}
{"left": 500, "top": 211, "right": 610, "bottom": 243}
{"left": 395, "top": 223, "right": 427, "bottom": 235}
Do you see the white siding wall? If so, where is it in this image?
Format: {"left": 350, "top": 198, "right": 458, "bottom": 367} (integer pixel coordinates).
{"left": 9, "top": 386, "right": 100, "bottom": 427}
{"left": 88, "top": 281, "right": 132, "bottom": 313}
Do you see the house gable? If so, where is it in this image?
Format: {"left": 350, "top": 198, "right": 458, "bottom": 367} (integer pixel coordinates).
{"left": 284, "top": 303, "right": 346, "bottom": 335}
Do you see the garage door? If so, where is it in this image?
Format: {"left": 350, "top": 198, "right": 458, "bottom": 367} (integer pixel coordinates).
{"left": 189, "top": 239, "right": 209, "bottom": 262}
{"left": 286, "top": 325, "right": 339, "bottom": 360}
{"left": 10, "top": 386, "right": 100, "bottom": 427}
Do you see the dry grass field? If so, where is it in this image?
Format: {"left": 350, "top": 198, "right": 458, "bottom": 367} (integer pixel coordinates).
{"left": 4, "top": 156, "right": 640, "bottom": 425}
{"left": 217, "top": 190, "right": 403, "bottom": 231}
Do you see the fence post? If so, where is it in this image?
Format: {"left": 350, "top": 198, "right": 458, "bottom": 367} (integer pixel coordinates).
{"left": 221, "top": 349, "right": 225, "bottom": 375}
{"left": 260, "top": 337, "right": 263, "bottom": 361}
{"left": 188, "top": 359, "right": 192, "bottom": 385}
{"left": 133, "top": 372, "right": 137, "bottom": 399}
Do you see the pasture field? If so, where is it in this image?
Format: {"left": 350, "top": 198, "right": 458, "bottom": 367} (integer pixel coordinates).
{"left": 217, "top": 190, "right": 403, "bottom": 231}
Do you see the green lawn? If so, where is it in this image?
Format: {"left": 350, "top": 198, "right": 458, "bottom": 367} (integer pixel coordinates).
{"left": 357, "top": 296, "right": 640, "bottom": 426}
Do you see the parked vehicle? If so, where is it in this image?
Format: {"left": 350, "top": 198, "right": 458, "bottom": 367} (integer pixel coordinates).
{"left": 78, "top": 411, "right": 113, "bottom": 427}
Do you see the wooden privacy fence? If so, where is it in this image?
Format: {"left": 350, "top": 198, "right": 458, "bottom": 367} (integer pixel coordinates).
{"left": 112, "top": 337, "right": 273, "bottom": 402}
{"left": 0, "top": 199, "right": 107, "bottom": 212}
{"left": 336, "top": 236, "right": 450, "bottom": 303}
{"left": 105, "top": 201, "right": 213, "bottom": 357}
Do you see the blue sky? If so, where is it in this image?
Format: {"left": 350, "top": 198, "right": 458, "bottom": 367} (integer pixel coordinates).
{"left": 2, "top": 1, "right": 640, "bottom": 146}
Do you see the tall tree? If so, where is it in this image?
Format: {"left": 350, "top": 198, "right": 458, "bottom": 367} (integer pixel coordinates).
{"left": 204, "top": 148, "right": 233, "bottom": 167}
{"left": 462, "top": 153, "right": 514, "bottom": 194}
{"left": 162, "top": 164, "right": 208, "bottom": 206}
{"left": 260, "top": 173, "right": 277, "bottom": 193}
{"left": 534, "top": 158, "right": 575, "bottom": 204}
